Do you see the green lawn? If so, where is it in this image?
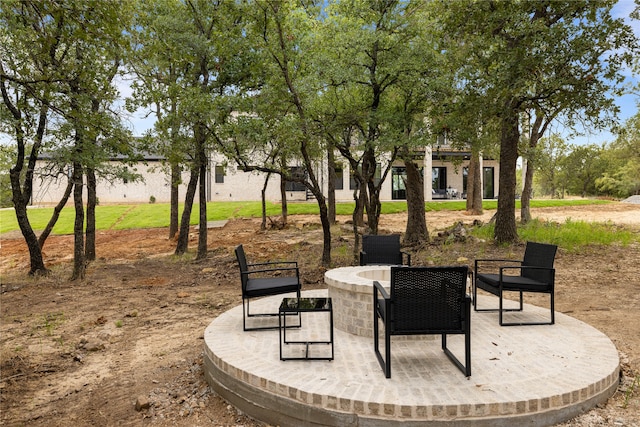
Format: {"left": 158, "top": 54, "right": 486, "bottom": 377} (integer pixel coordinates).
{"left": 0, "top": 199, "right": 611, "bottom": 235}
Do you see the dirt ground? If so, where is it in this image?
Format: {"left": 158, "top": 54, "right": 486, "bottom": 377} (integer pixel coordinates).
{"left": 1, "top": 202, "right": 639, "bottom": 427}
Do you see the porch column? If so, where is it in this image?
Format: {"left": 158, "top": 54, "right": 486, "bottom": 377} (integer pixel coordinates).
{"left": 425, "top": 146, "right": 433, "bottom": 201}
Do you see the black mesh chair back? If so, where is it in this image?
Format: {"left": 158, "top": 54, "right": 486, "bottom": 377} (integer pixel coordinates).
{"left": 522, "top": 242, "right": 557, "bottom": 283}
{"left": 360, "top": 234, "right": 410, "bottom": 265}
{"left": 391, "top": 267, "right": 467, "bottom": 333}
{"left": 235, "top": 244, "right": 249, "bottom": 292}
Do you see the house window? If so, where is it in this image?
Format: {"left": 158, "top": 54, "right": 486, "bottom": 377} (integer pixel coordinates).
{"left": 285, "top": 166, "right": 306, "bottom": 192}
{"left": 392, "top": 167, "right": 406, "bottom": 200}
{"left": 350, "top": 164, "right": 381, "bottom": 190}
{"left": 215, "top": 165, "right": 225, "bottom": 184}
{"left": 462, "top": 167, "right": 468, "bottom": 193}
{"left": 334, "top": 166, "right": 344, "bottom": 190}
{"left": 432, "top": 167, "right": 447, "bottom": 190}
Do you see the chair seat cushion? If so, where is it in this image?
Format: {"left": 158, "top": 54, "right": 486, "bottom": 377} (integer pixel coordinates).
{"left": 245, "top": 276, "right": 300, "bottom": 297}
{"left": 476, "top": 273, "right": 551, "bottom": 292}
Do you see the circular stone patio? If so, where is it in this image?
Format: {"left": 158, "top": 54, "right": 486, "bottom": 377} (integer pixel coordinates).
{"left": 203, "top": 290, "right": 619, "bottom": 427}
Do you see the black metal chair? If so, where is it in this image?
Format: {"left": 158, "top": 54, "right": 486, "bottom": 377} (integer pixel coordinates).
{"left": 473, "top": 241, "right": 557, "bottom": 326}
{"left": 373, "top": 266, "right": 471, "bottom": 378}
{"left": 360, "top": 234, "right": 411, "bottom": 266}
{"left": 235, "top": 244, "right": 301, "bottom": 331}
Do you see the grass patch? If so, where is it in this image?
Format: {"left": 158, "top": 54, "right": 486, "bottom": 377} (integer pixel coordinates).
{"left": 471, "top": 218, "right": 637, "bottom": 250}
{"left": 0, "top": 198, "right": 612, "bottom": 235}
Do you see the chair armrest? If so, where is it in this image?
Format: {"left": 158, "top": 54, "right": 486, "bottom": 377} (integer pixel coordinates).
{"left": 373, "top": 280, "right": 390, "bottom": 300}
{"left": 242, "top": 266, "right": 300, "bottom": 277}
{"left": 474, "top": 258, "right": 521, "bottom": 274}
{"left": 462, "top": 294, "right": 472, "bottom": 321}
{"left": 475, "top": 258, "right": 521, "bottom": 265}
{"left": 498, "top": 265, "right": 555, "bottom": 274}
{"left": 247, "top": 261, "right": 298, "bottom": 269}
{"left": 400, "top": 250, "right": 411, "bottom": 266}
{"left": 498, "top": 265, "right": 555, "bottom": 283}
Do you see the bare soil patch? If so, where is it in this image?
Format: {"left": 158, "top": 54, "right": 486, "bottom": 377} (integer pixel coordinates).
{"left": 1, "top": 203, "right": 639, "bottom": 426}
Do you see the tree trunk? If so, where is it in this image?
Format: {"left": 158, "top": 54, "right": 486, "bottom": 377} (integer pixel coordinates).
{"left": 352, "top": 208, "right": 361, "bottom": 264}
{"left": 355, "top": 187, "right": 366, "bottom": 227}
{"left": 318, "top": 198, "right": 332, "bottom": 267}
{"left": 71, "top": 162, "right": 86, "bottom": 281}
{"left": 169, "top": 162, "right": 180, "bottom": 239}
{"left": 494, "top": 107, "right": 520, "bottom": 244}
{"left": 10, "top": 165, "right": 48, "bottom": 275}
{"left": 175, "top": 167, "right": 199, "bottom": 255}
{"left": 521, "top": 160, "right": 534, "bottom": 224}
{"left": 196, "top": 148, "right": 207, "bottom": 260}
{"left": 403, "top": 156, "right": 429, "bottom": 244}
{"left": 261, "top": 173, "right": 271, "bottom": 230}
{"left": 3, "top": 78, "right": 48, "bottom": 275}
{"left": 280, "top": 178, "right": 288, "bottom": 225}
{"left": 168, "top": 95, "right": 180, "bottom": 239}
{"left": 327, "top": 147, "right": 336, "bottom": 224}
{"left": 85, "top": 167, "right": 97, "bottom": 261}
{"left": 366, "top": 185, "right": 382, "bottom": 235}
{"left": 307, "top": 185, "right": 331, "bottom": 266}
{"left": 466, "top": 150, "right": 483, "bottom": 215}
{"left": 39, "top": 179, "right": 73, "bottom": 249}
{"left": 363, "top": 150, "right": 381, "bottom": 234}
{"left": 195, "top": 127, "right": 208, "bottom": 260}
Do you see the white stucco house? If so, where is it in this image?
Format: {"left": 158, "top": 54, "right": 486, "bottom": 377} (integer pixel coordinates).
{"left": 30, "top": 146, "right": 499, "bottom": 205}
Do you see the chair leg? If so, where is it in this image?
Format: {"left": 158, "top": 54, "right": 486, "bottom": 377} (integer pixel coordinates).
{"left": 242, "top": 296, "right": 247, "bottom": 331}
{"left": 373, "top": 308, "right": 391, "bottom": 378}
{"left": 500, "top": 292, "right": 555, "bottom": 326}
{"left": 472, "top": 279, "right": 478, "bottom": 309}
{"left": 442, "top": 334, "right": 470, "bottom": 377}
{"left": 474, "top": 286, "right": 522, "bottom": 313}
{"left": 243, "top": 296, "right": 301, "bottom": 331}
{"left": 465, "top": 329, "right": 471, "bottom": 376}
{"left": 499, "top": 290, "right": 503, "bottom": 325}
{"left": 519, "top": 291, "right": 524, "bottom": 311}
{"left": 384, "top": 326, "right": 391, "bottom": 378}
{"left": 373, "top": 307, "right": 379, "bottom": 356}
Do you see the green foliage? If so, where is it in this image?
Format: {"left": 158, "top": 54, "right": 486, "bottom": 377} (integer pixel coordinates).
{"left": 561, "top": 144, "right": 608, "bottom": 197}
{"left": 622, "top": 374, "right": 640, "bottom": 409}
{"left": 434, "top": 0, "right": 637, "bottom": 242}
{"left": 535, "top": 134, "right": 570, "bottom": 198}
{"left": 595, "top": 114, "right": 640, "bottom": 198}
{"left": 40, "top": 312, "right": 65, "bottom": 336}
